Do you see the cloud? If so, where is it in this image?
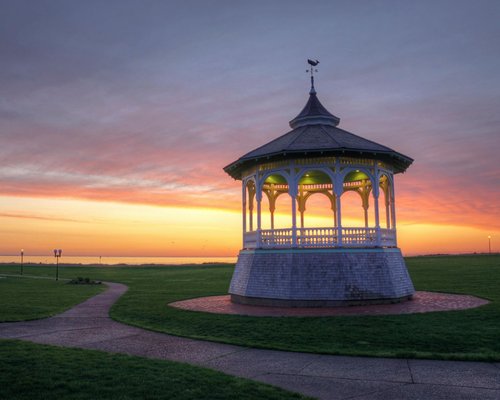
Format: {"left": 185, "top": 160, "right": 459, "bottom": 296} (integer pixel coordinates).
{"left": 0, "top": 212, "right": 88, "bottom": 224}
{"left": 0, "top": 0, "right": 499, "bottom": 236}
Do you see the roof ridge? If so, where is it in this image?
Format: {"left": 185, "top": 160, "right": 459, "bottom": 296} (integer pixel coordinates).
{"left": 287, "top": 125, "right": 312, "bottom": 147}
{"left": 240, "top": 127, "right": 305, "bottom": 159}
{"left": 319, "top": 125, "right": 342, "bottom": 148}
{"left": 327, "top": 125, "right": 395, "bottom": 152}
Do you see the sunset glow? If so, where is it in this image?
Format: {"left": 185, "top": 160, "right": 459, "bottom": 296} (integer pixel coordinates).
{"left": 1, "top": 1, "right": 499, "bottom": 257}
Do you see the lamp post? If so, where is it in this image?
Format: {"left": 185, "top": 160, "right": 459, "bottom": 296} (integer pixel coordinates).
{"left": 54, "top": 249, "right": 62, "bottom": 281}
{"left": 488, "top": 236, "right": 491, "bottom": 254}
{"left": 20, "top": 249, "right": 24, "bottom": 275}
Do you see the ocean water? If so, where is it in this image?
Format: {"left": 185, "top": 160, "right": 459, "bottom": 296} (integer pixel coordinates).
{"left": 0, "top": 255, "right": 236, "bottom": 266}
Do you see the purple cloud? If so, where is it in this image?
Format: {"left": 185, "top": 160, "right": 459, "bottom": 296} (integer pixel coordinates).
{"left": 0, "top": 0, "right": 499, "bottom": 230}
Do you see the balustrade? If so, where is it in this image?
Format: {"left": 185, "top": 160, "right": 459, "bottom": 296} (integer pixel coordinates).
{"left": 244, "top": 227, "right": 396, "bottom": 249}
{"left": 260, "top": 228, "right": 293, "bottom": 248}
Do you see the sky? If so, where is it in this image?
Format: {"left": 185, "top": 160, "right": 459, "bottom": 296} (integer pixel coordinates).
{"left": 1, "top": 0, "right": 499, "bottom": 257}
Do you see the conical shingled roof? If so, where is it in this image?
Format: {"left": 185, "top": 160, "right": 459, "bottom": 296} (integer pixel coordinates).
{"left": 224, "top": 87, "right": 413, "bottom": 179}
{"left": 289, "top": 87, "right": 340, "bottom": 128}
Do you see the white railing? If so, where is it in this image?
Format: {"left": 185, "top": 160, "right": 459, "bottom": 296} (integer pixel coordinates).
{"left": 297, "top": 227, "right": 338, "bottom": 248}
{"left": 260, "top": 228, "right": 293, "bottom": 248}
{"left": 342, "top": 227, "right": 377, "bottom": 247}
{"left": 244, "top": 227, "right": 396, "bottom": 249}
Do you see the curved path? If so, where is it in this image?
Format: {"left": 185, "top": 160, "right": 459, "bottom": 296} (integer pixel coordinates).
{"left": 1, "top": 282, "right": 499, "bottom": 400}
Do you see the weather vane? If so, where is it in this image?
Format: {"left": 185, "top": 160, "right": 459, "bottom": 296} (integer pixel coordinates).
{"left": 306, "top": 59, "right": 319, "bottom": 94}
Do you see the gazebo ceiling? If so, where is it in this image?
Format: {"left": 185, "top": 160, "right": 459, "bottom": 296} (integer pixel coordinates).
{"left": 264, "top": 174, "right": 288, "bottom": 185}
{"left": 224, "top": 87, "right": 413, "bottom": 180}
{"left": 264, "top": 170, "right": 371, "bottom": 186}
{"left": 298, "top": 170, "right": 332, "bottom": 185}
{"left": 343, "top": 170, "right": 371, "bottom": 183}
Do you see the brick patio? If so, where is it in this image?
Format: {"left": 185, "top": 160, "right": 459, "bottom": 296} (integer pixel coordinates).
{"left": 169, "top": 291, "right": 489, "bottom": 317}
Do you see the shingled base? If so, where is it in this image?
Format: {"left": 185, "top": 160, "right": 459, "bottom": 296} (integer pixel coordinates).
{"left": 229, "top": 248, "right": 415, "bottom": 307}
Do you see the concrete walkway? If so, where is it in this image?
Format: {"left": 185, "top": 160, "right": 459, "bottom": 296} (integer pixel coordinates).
{"left": 1, "top": 282, "right": 499, "bottom": 400}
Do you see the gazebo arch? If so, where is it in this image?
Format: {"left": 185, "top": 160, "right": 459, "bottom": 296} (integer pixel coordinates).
{"left": 341, "top": 169, "right": 374, "bottom": 227}
{"left": 301, "top": 192, "right": 335, "bottom": 227}
{"left": 378, "top": 172, "right": 396, "bottom": 229}
{"left": 260, "top": 172, "right": 291, "bottom": 231}
{"left": 270, "top": 191, "right": 292, "bottom": 229}
{"left": 243, "top": 178, "right": 256, "bottom": 232}
{"left": 340, "top": 190, "right": 367, "bottom": 225}
{"left": 296, "top": 169, "right": 335, "bottom": 228}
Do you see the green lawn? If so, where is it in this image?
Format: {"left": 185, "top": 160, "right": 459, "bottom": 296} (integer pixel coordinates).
{"left": 0, "top": 340, "right": 311, "bottom": 400}
{"left": 0, "top": 275, "right": 104, "bottom": 321}
{"left": 0, "top": 254, "right": 499, "bottom": 361}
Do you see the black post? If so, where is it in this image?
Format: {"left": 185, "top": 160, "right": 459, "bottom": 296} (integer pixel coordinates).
{"left": 20, "top": 249, "right": 24, "bottom": 275}
{"left": 54, "top": 249, "right": 62, "bottom": 281}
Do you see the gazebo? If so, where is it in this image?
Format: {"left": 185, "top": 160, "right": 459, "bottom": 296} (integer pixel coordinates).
{"left": 224, "top": 68, "right": 415, "bottom": 307}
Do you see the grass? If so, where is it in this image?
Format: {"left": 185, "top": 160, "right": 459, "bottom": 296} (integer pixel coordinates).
{"left": 0, "top": 340, "right": 311, "bottom": 400}
{"left": 0, "top": 275, "right": 104, "bottom": 321}
{"left": 0, "top": 254, "right": 499, "bottom": 361}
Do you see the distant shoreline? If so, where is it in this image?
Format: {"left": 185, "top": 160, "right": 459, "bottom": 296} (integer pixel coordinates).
{"left": 0, "top": 252, "right": 497, "bottom": 267}
{"left": 0, "top": 262, "right": 235, "bottom": 267}
{"left": 0, "top": 255, "right": 237, "bottom": 266}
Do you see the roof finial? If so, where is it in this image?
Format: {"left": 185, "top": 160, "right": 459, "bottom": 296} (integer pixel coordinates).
{"left": 306, "top": 59, "right": 319, "bottom": 95}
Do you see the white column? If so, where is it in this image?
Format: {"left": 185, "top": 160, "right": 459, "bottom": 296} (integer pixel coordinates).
{"left": 390, "top": 178, "right": 397, "bottom": 247}
{"left": 391, "top": 181, "right": 397, "bottom": 230}
{"left": 330, "top": 190, "right": 337, "bottom": 227}
{"left": 290, "top": 166, "right": 298, "bottom": 247}
{"left": 333, "top": 159, "right": 342, "bottom": 245}
{"left": 254, "top": 177, "right": 263, "bottom": 248}
{"left": 382, "top": 178, "right": 391, "bottom": 229}
{"left": 249, "top": 203, "right": 253, "bottom": 231}
{"left": 334, "top": 180, "right": 343, "bottom": 246}
{"left": 242, "top": 182, "right": 247, "bottom": 247}
{"left": 269, "top": 185, "right": 275, "bottom": 230}
{"left": 298, "top": 184, "right": 305, "bottom": 229}
{"left": 385, "top": 200, "right": 391, "bottom": 229}
{"left": 333, "top": 199, "right": 337, "bottom": 227}
{"left": 373, "top": 187, "right": 381, "bottom": 247}
{"left": 256, "top": 192, "right": 262, "bottom": 231}
{"left": 361, "top": 182, "right": 369, "bottom": 228}
{"left": 291, "top": 194, "right": 297, "bottom": 247}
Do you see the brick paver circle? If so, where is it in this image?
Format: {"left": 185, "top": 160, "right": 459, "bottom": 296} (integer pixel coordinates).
{"left": 169, "top": 291, "right": 489, "bottom": 317}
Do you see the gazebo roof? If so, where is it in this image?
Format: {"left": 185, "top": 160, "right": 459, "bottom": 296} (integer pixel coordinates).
{"left": 224, "top": 86, "right": 413, "bottom": 179}
{"left": 288, "top": 85, "right": 341, "bottom": 129}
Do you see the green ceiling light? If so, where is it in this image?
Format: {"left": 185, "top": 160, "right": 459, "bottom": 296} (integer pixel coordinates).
{"left": 299, "top": 170, "right": 331, "bottom": 185}
{"left": 344, "top": 170, "right": 369, "bottom": 183}
{"left": 265, "top": 174, "right": 287, "bottom": 185}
